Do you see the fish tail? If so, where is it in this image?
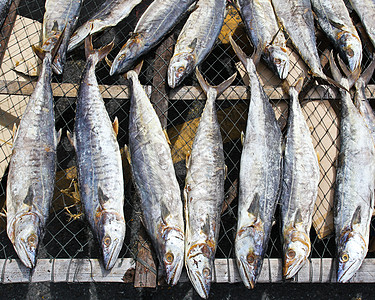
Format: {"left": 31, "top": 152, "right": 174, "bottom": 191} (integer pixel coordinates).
{"left": 32, "top": 25, "right": 67, "bottom": 62}
{"left": 123, "top": 60, "right": 144, "bottom": 80}
{"left": 327, "top": 51, "right": 351, "bottom": 90}
{"left": 195, "top": 67, "right": 236, "bottom": 98}
{"left": 84, "top": 35, "right": 114, "bottom": 66}
{"left": 282, "top": 77, "right": 304, "bottom": 98}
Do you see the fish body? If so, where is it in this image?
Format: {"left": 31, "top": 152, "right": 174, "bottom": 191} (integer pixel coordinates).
{"left": 68, "top": 0, "right": 142, "bottom": 52}
{"left": 311, "top": 0, "right": 362, "bottom": 72}
{"left": 167, "top": 0, "right": 226, "bottom": 88}
{"left": 184, "top": 70, "right": 235, "bottom": 298}
{"left": 110, "top": 0, "right": 196, "bottom": 75}
{"left": 329, "top": 54, "right": 375, "bottom": 283}
{"left": 233, "top": 43, "right": 282, "bottom": 288}
{"left": 280, "top": 80, "right": 320, "bottom": 279}
{"left": 348, "top": 0, "right": 375, "bottom": 48}
{"left": 70, "top": 39, "right": 125, "bottom": 270}
{"left": 271, "top": 0, "right": 327, "bottom": 80}
{"left": 0, "top": 0, "right": 11, "bottom": 30}
{"left": 42, "top": 0, "right": 82, "bottom": 74}
{"left": 236, "top": 0, "right": 289, "bottom": 79}
{"left": 6, "top": 53, "right": 58, "bottom": 269}
{"left": 127, "top": 67, "right": 184, "bottom": 285}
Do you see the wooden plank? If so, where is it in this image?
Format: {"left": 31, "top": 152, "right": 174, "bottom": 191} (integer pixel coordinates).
{"left": 0, "top": 0, "right": 21, "bottom": 67}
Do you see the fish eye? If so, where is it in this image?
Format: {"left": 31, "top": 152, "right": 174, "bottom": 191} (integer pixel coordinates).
{"left": 346, "top": 49, "right": 354, "bottom": 57}
{"left": 178, "top": 66, "right": 185, "bottom": 73}
{"left": 341, "top": 253, "right": 349, "bottom": 263}
{"left": 274, "top": 58, "right": 281, "bottom": 64}
{"left": 247, "top": 253, "right": 255, "bottom": 264}
{"left": 203, "top": 267, "right": 210, "bottom": 277}
{"left": 103, "top": 235, "right": 111, "bottom": 247}
{"left": 27, "top": 234, "right": 37, "bottom": 247}
{"left": 165, "top": 252, "right": 174, "bottom": 264}
{"left": 287, "top": 249, "right": 296, "bottom": 259}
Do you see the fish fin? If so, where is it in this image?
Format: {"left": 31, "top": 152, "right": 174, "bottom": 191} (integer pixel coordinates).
{"left": 32, "top": 45, "right": 45, "bottom": 61}
{"left": 98, "top": 186, "right": 110, "bottom": 207}
{"left": 324, "top": 74, "right": 349, "bottom": 91}
{"left": 229, "top": 35, "right": 249, "bottom": 70}
{"left": 361, "top": 56, "right": 375, "bottom": 85}
{"left": 351, "top": 206, "right": 361, "bottom": 228}
{"left": 112, "top": 117, "right": 119, "bottom": 137}
{"left": 196, "top": 67, "right": 236, "bottom": 97}
{"left": 241, "top": 131, "right": 245, "bottom": 145}
{"left": 124, "top": 144, "right": 131, "bottom": 165}
{"left": 281, "top": 80, "right": 290, "bottom": 96}
{"left": 67, "top": 131, "right": 75, "bottom": 148}
{"left": 337, "top": 55, "right": 361, "bottom": 87}
{"left": 55, "top": 128, "right": 62, "bottom": 146}
{"left": 328, "top": 51, "right": 344, "bottom": 83}
{"left": 251, "top": 43, "right": 263, "bottom": 66}
{"left": 202, "top": 215, "right": 210, "bottom": 236}
{"left": 188, "top": 38, "right": 197, "bottom": 51}
{"left": 33, "top": 25, "right": 67, "bottom": 61}
{"left": 224, "top": 164, "right": 228, "bottom": 180}
{"left": 105, "top": 57, "right": 113, "bottom": 69}
{"left": 294, "top": 77, "right": 304, "bottom": 94}
{"left": 163, "top": 129, "right": 171, "bottom": 145}
{"left": 185, "top": 151, "right": 191, "bottom": 169}
{"left": 85, "top": 35, "right": 114, "bottom": 66}
{"left": 328, "top": 19, "right": 345, "bottom": 30}
{"left": 316, "top": 150, "right": 321, "bottom": 165}
{"left": 294, "top": 209, "right": 303, "bottom": 226}
{"left": 247, "top": 193, "right": 260, "bottom": 224}
{"left": 23, "top": 185, "right": 34, "bottom": 206}
{"left": 161, "top": 201, "right": 170, "bottom": 224}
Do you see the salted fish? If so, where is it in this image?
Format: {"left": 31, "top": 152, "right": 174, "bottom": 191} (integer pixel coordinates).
{"left": 110, "top": 0, "right": 196, "bottom": 75}
{"left": 184, "top": 69, "right": 236, "bottom": 298}
{"left": 126, "top": 63, "right": 184, "bottom": 285}
{"left": 68, "top": 0, "right": 142, "bottom": 52}
{"left": 230, "top": 37, "right": 282, "bottom": 289}
{"left": 348, "top": 0, "right": 375, "bottom": 48}
{"left": 41, "top": 0, "right": 83, "bottom": 74}
{"left": 329, "top": 53, "right": 375, "bottom": 283}
{"left": 167, "top": 0, "right": 226, "bottom": 88}
{"left": 280, "top": 78, "right": 320, "bottom": 279}
{"left": 311, "top": 0, "right": 362, "bottom": 72}
{"left": 6, "top": 51, "right": 60, "bottom": 269}
{"left": 69, "top": 37, "right": 125, "bottom": 270}
{"left": 235, "top": 0, "right": 289, "bottom": 79}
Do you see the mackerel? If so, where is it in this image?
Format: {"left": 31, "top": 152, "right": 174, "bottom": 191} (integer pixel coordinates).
{"left": 167, "top": 0, "right": 226, "bottom": 88}
{"left": 235, "top": 0, "right": 289, "bottom": 79}
{"left": 69, "top": 37, "right": 125, "bottom": 270}
{"left": 329, "top": 52, "right": 375, "bottom": 283}
{"left": 280, "top": 78, "right": 320, "bottom": 279}
{"left": 348, "top": 0, "right": 375, "bottom": 48}
{"left": 230, "top": 37, "right": 282, "bottom": 289}
{"left": 68, "top": 0, "right": 142, "bottom": 52}
{"left": 311, "top": 0, "right": 362, "bottom": 72}
{"left": 184, "top": 69, "right": 236, "bottom": 298}
{"left": 40, "top": 0, "right": 83, "bottom": 74}
{"left": 126, "top": 63, "right": 184, "bottom": 285}
{"left": 110, "top": 0, "right": 196, "bottom": 75}
{"left": 6, "top": 50, "right": 60, "bottom": 269}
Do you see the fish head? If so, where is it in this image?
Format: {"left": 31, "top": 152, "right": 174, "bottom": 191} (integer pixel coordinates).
{"left": 337, "top": 230, "right": 367, "bottom": 283}
{"left": 264, "top": 45, "right": 289, "bottom": 79}
{"left": 185, "top": 242, "right": 214, "bottom": 299}
{"left": 159, "top": 226, "right": 184, "bottom": 285}
{"left": 110, "top": 33, "right": 144, "bottom": 76}
{"left": 337, "top": 32, "right": 362, "bottom": 72}
{"left": 235, "top": 223, "right": 265, "bottom": 289}
{"left": 168, "top": 52, "right": 196, "bottom": 88}
{"left": 96, "top": 211, "right": 126, "bottom": 270}
{"left": 13, "top": 213, "right": 41, "bottom": 268}
{"left": 283, "top": 229, "right": 311, "bottom": 279}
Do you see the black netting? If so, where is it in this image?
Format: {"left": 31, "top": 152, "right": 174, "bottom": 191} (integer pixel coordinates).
{"left": 0, "top": 0, "right": 374, "bottom": 282}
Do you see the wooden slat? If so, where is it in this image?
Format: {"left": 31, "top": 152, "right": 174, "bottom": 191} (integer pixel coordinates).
{"left": 3, "top": 80, "right": 374, "bottom": 100}
{"left": 2, "top": 258, "right": 375, "bottom": 283}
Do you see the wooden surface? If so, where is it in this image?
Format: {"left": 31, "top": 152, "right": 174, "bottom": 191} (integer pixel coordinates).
{"left": 1, "top": 258, "right": 375, "bottom": 283}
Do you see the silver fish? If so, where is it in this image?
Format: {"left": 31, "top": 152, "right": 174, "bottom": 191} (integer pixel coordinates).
{"left": 6, "top": 51, "right": 60, "bottom": 269}
{"left": 126, "top": 63, "right": 184, "bottom": 285}
{"left": 184, "top": 69, "right": 236, "bottom": 298}
{"left": 67, "top": 0, "right": 142, "bottom": 52}
{"left": 280, "top": 78, "right": 320, "bottom": 279}
{"left": 348, "top": 0, "right": 375, "bottom": 48}
{"left": 329, "top": 52, "right": 375, "bottom": 283}
{"left": 40, "top": 0, "right": 83, "bottom": 74}
{"left": 110, "top": 0, "right": 196, "bottom": 75}
{"left": 230, "top": 37, "right": 282, "bottom": 289}
{"left": 235, "top": 0, "right": 289, "bottom": 79}
{"left": 271, "top": 0, "right": 338, "bottom": 86}
{"left": 68, "top": 37, "right": 125, "bottom": 270}
{"left": 167, "top": 0, "right": 226, "bottom": 88}
{"left": 311, "top": 0, "right": 362, "bottom": 72}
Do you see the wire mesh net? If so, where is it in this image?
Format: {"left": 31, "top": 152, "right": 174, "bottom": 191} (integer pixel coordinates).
{"left": 0, "top": 0, "right": 374, "bottom": 282}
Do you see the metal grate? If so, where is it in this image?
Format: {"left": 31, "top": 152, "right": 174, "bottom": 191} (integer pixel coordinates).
{"left": 0, "top": 0, "right": 374, "bottom": 282}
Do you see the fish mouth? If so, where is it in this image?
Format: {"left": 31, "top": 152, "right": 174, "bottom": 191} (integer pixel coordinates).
{"left": 237, "top": 257, "right": 256, "bottom": 289}
{"left": 337, "top": 259, "right": 362, "bottom": 283}
{"left": 103, "top": 238, "right": 119, "bottom": 270}
{"left": 165, "top": 256, "right": 183, "bottom": 285}
{"left": 17, "top": 239, "right": 36, "bottom": 269}
{"left": 283, "top": 256, "right": 306, "bottom": 279}
{"left": 191, "top": 270, "right": 210, "bottom": 299}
